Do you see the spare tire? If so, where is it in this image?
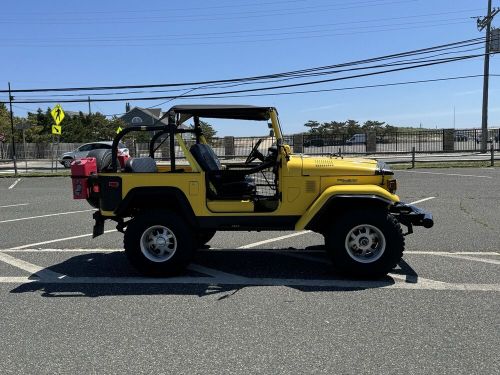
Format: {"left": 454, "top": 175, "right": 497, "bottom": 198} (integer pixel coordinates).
{"left": 87, "top": 149, "right": 115, "bottom": 172}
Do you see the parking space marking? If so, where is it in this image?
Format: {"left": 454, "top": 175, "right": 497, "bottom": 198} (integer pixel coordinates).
{"left": 278, "top": 251, "right": 448, "bottom": 285}
{"left": 0, "top": 248, "right": 498, "bottom": 291}
{"left": 9, "top": 229, "right": 118, "bottom": 250}
{"left": 405, "top": 251, "right": 499, "bottom": 255}
{"left": 0, "top": 273, "right": 497, "bottom": 291}
{"left": 0, "top": 209, "right": 95, "bottom": 224}
{"left": 0, "top": 203, "right": 29, "bottom": 208}
{"left": 8, "top": 178, "right": 21, "bottom": 189}
{"left": 0, "top": 249, "right": 498, "bottom": 256}
{"left": 2, "top": 248, "right": 122, "bottom": 252}
{"left": 407, "top": 197, "right": 435, "bottom": 205}
{"left": 0, "top": 252, "right": 64, "bottom": 279}
{"left": 433, "top": 253, "right": 500, "bottom": 265}
{"left": 397, "top": 170, "right": 493, "bottom": 179}
{"left": 188, "top": 264, "right": 249, "bottom": 282}
{"left": 237, "top": 231, "right": 311, "bottom": 249}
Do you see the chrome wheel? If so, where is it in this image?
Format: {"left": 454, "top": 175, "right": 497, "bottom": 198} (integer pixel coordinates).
{"left": 344, "top": 224, "right": 386, "bottom": 264}
{"left": 140, "top": 225, "right": 177, "bottom": 263}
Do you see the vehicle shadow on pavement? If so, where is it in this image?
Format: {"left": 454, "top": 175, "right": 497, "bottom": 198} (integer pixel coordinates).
{"left": 9, "top": 249, "right": 419, "bottom": 297}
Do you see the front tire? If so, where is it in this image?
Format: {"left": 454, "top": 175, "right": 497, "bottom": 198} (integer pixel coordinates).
{"left": 124, "top": 211, "right": 195, "bottom": 276}
{"left": 324, "top": 211, "right": 404, "bottom": 278}
{"left": 62, "top": 159, "right": 72, "bottom": 168}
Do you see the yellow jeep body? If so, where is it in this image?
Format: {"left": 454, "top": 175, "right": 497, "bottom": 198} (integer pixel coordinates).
{"left": 92, "top": 106, "right": 400, "bottom": 234}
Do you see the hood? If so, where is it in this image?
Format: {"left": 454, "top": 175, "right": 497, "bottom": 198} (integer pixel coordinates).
{"left": 301, "top": 155, "right": 380, "bottom": 176}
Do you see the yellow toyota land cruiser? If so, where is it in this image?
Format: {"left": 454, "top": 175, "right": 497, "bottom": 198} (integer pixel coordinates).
{"left": 71, "top": 105, "right": 433, "bottom": 277}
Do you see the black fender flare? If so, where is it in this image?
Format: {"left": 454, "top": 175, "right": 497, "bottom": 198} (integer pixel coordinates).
{"left": 115, "top": 187, "right": 198, "bottom": 227}
{"left": 305, "top": 194, "right": 393, "bottom": 232}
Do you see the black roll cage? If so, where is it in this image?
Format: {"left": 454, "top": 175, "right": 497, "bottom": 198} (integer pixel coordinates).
{"left": 110, "top": 110, "right": 273, "bottom": 174}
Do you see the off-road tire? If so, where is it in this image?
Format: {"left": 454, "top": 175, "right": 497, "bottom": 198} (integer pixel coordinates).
{"left": 87, "top": 149, "right": 114, "bottom": 172}
{"left": 197, "top": 230, "right": 216, "bottom": 248}
{"left": 124, "top": 211, "right": 195, "bottom": 276}
{"left": 324, "top": 210, "right": 404, "bottom": 278}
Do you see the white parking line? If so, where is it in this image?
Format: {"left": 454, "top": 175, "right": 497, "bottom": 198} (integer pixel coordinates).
{"left": 0, "top": 274, "right": 497, "bottom": 291}
{"left": 9, "top": 230, "right": 118, "bottom": 250}
{"left": 0, "top": 252, "right": 64, "bottom": 279}
{"left": 433, "top": 253, "right": 500, "bottom": 265}
{"left": 188, "top": 264, "right": 249, "bottom": 282}
{"left": 407, "top": 197, "right": 435, "bottom": 205}
{"left": 237, "top": 231, "right": 312, "bottom": 249}
{"left": 397, "top": 170, "right": 493, "bottom": 179}
{"left": 0, "top": 203, "right": 29, "bottom": 208}
{"left": 0, "top": 209, "right": 95, "bottom": 224}
{"left": 0, "top": 249, "right": 498, "bottom": 256}
{"left": 8, "top": 178, "right": 21, "bottom": 189}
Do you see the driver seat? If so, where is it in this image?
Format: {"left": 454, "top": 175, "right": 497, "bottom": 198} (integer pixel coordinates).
{"left": 190, "top": 143, "right": 256, "bottom": 198}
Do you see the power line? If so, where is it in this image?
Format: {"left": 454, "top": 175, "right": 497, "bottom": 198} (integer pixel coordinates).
{"left": 1, "top": 17, "right": 472, "bottom": 43}
{"left": 0, "top": 0, "right": 417, "bottom": 25}
{"left": 3, "top": 53, "right": 490, "bottom": 104}
{"left": 12, "top": 45, "right": 485, "bottom": 100}
{"left": 148, "top": 74, "right": 500, "bottom": 100}
{"left": 10, "top": 74, "right": 500, "bottom": 117}
{"left": 1, "top": 37, "right": 486, "bottom": 94}
{"left": 0, "top": 21, "right": 472, "bottom": 48}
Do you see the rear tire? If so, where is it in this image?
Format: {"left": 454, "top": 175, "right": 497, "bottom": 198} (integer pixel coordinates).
{"left": 324, "top": 210, "right": 404, "bottom": 278}
{"left": 124, "top": 211, "right": 195, "bottom": 276}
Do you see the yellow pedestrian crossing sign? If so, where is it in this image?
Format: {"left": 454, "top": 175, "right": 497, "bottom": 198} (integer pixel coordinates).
{"left": 51, "top": 104, "right": 65, "bottom": 125}
{"left": 52, "top": 125, "right": 62, "bottom": 135}
{"left": 116, "top": 126, "right": 123, "bottom": 134}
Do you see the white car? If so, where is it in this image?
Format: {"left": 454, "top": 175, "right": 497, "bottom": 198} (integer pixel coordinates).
{"left": 346, "top": 134, "right": 366, "bottom": 145}
{"left": 59, "top": 141, "right": 129, "bottom": 168}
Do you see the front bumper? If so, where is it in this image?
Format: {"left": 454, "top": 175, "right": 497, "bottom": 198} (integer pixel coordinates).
{"left": 390, "top": 202, "right": 434, "bottom": 234}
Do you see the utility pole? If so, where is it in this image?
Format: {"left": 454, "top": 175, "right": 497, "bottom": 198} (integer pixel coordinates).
{"left": 477, "top": 0, "right": 500, "bottom": 153}
{"left": 88, "top": 96, "right": 92, "bottom": 115}
{"left": 7, "top": 82, "right": 18, "bottom": 175}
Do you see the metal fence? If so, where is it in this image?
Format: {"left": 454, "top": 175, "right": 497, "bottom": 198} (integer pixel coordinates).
{"left": 0, "top": 128, "right": 499, "bottom": 161}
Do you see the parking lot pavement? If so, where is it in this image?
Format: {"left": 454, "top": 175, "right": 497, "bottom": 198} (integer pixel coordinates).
{"left": 0, "top": 169, "right": 499, "bottom": 374}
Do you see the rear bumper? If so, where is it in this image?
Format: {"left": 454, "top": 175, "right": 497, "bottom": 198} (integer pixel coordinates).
{"left": 390, "top": 202, "right": 434, "bottom": 230}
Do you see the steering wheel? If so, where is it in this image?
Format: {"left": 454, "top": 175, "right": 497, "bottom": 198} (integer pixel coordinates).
{"left": 245, "top": 138, "right": 265, "bottom": 164}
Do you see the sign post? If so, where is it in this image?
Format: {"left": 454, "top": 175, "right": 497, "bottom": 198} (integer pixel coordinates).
{"left": 50, "top": 104, "right": 65, "bottom": 172}
{"left": 16, "top": 123, "right": 32, "bottom": 172}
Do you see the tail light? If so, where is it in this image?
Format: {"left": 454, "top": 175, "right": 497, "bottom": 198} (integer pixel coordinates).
{"left": 387, "top": 179, "right": 397, "bottom": 193}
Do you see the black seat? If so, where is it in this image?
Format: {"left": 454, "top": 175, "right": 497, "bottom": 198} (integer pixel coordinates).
{"left": 190, "top": 143, "right": 255, "bottom": 198}
{"left": 124, "top": 157, "right": 157, "bottom": 173}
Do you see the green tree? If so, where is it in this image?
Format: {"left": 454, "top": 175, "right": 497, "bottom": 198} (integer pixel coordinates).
{"left": 0, "top": 103, "right": 10, "bottom": 140}
{"left": 200, "top": 120, "right": 217, "bottom": 143}
{"left": 304, "top": 120, "right": 321, "bottom": 134}
{"left": 345, "top": 119, "right": 361, "bottom": 136}
{"left": 362, "top": 120, "right": 385, "bottom": 133}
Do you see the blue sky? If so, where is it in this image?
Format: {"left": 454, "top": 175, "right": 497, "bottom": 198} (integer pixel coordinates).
{"left": 1, "top": 0, "right": 499, "bottom": 135}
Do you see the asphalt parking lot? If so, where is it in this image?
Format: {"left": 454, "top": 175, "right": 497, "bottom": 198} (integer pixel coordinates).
{"left": 0, "top": 168, "right": 499, "bottom": 374}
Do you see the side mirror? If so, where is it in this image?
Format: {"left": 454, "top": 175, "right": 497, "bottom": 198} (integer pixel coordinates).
{"left": 269, "top": 129, "right": 274, "bottom": 137}
{"left": 267, "top": 122, "right": 273, "bottom": 129}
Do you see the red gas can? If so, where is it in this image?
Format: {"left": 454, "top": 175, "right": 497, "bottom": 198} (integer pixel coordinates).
{"left": 118, "top": 154, "right": 130, "bottom": 169}
{"left": 70, "top": 158, "right": 97, "bottom": 199}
